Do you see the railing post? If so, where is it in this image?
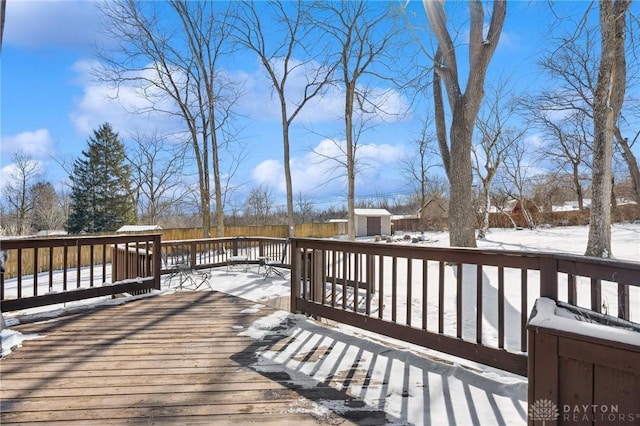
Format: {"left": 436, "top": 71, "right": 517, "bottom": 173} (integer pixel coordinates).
{"left": 367, "top": 254, "right": 375, "bottom": 295}
{"left": 190, "top": 240, "right": 197, "bottom": 268}
{"left": 539, "top": 256, "right": 558, "bottom": 301}
{"left": 153, "top": 234, "right": 162, "bottom": 290}
{"left": 312, "top": 250, "right": 324, "bottom": 303}
{"left": 290, "top": 239, "right": 299, "bottom": 313}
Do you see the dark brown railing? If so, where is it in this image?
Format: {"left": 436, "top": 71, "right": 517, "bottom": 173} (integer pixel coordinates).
{"left": 0, "top": 234, "right": 162, "bottom": 312}
{"left": 2, "top": 233, "right": 637, "bottom": 379}
{"left": 289, "top": 238, "right": 640, "bottom": 376}
{"left": 0, "top": 235, "right": 288, "bottom": 312}
{"left": 160, "top": 237, "right": 289, "bottom": 272}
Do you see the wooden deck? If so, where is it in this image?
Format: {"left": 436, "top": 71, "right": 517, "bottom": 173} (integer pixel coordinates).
{"left": 1, "top": 291, "right": 389, "bottom": 425}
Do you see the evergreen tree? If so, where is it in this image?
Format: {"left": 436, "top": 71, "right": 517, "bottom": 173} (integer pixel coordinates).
{"left": 68, "top": 123, "right": 136, "bottom": 234}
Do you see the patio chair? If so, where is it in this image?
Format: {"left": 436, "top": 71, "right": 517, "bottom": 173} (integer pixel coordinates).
{"left": 226, "top": 250, "right": 249, "bottom": 272}
{"left": 163, "top": 251, "right": 211, "bottom": 290}
{"left": 262, "top": 242, "right": 288, "bottom": 280}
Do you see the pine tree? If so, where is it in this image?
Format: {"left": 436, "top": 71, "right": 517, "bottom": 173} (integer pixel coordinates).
{"left": 67, "top": 123, "right": 136, "bottom": 234}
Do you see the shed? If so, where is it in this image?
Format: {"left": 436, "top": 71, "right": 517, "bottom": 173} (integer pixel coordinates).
{"left": 354, "top": 208, "right": 392, "bottom": 237}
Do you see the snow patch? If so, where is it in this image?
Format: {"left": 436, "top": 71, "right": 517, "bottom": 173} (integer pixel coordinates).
{"left": 1, "top": 329, "right": 42, "bottom": 358}
{"left": 529, "top": 297, "right": 640, "bottom": 346}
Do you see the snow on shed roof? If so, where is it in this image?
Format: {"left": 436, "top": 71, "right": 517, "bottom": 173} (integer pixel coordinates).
{"left": 354, "top": 208, "right": 392, "bottom": 216}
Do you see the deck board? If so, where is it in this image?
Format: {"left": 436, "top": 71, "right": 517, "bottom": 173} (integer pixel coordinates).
{"left": 1, "top": 291, "right": 389, "bottom": 425}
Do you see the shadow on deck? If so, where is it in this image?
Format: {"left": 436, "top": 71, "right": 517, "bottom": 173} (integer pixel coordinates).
{"left": 1, "top": 290, "right": 527, "bottom": 425}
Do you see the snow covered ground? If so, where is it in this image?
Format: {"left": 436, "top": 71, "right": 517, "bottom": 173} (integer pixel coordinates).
{"left": 2, "top": 223, "right": 639, "bottom": 425}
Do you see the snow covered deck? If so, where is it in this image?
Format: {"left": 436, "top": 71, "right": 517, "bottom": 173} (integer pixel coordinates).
{"left": 1, "top": 275, "right": 527, "bottom": 425}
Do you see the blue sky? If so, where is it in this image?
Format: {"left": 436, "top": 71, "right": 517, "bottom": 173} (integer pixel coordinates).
{"left": 1, "top": 1, "right": 636, "bottom": 211}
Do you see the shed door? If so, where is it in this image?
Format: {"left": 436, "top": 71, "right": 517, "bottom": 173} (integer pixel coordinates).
{"left": 366, "top": 216, "right": 381, "bottom": 236}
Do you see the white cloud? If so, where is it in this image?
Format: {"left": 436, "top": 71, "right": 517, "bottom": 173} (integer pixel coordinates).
{"left": 70, "top": 60, "right": 183, "bottom": 139}
{"left": 237, "top": 58, "right": 410, "bottom": 125}
{"left": 0, "top": 129, "right": 54, "bottom": 159}
{"left": 0, "top": 159, "right": 44, "bottom": 190}
{"left": 4, "top": 1, "right": 104, "bottom": 51}
{"left": 524, "top": 132, "right": 546, "bottom": 149}
{"left": 250, "top": 138, "right": 407, "bottom": 200}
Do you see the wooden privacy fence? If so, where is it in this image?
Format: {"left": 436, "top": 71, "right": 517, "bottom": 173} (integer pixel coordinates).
{"left": 161, "top": 222, "right": 341, "bottom": 241}
{"left": 0, "top": 234, "right": 162, "bottom": 312}
{"left": 289, "top": 238, "right": 640, "bottom": 376}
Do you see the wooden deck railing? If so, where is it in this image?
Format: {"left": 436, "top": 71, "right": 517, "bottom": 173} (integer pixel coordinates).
{"left": 2, "top": 233, "right": 638, "bottom": 378}
{"left": 0, "top": 235, "right": 288, "bottom": 312}
{"left": 0, "top": 234, "right": 162, "bottom": 312}
{"left": 160, "top": 237, "right": 289, "bottom": 272}
{"left": 289, "top": 238, "right": 640, "bottom": 376}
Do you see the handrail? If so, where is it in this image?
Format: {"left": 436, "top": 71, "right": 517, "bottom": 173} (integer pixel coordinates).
{"left": 0, "top": 233, "right": 162, "bottom": 311}
{"left": 289, "top": 237, "right": 640, "bottom": 376}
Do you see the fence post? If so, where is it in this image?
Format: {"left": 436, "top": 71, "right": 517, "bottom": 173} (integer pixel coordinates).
{"left": 539, "top": 256, "right": 558, "bottom": 300}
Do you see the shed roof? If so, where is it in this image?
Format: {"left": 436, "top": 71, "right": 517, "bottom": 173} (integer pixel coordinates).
{"left": 354, "top": 208, "right": 392, "bottom": 216}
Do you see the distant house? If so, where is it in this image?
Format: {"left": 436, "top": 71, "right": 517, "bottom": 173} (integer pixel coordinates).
{"left": 502, "top": 199, "right": 539, "bottom": 214}
{"left": 418, "top": 197, "right": 449, "bottom": 220}
{"left": 354, "top": 208, "right": 392, "bottom": 237}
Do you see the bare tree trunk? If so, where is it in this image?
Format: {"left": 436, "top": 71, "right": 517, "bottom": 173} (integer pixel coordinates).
{"left": 615, "top": 129, "right": 640, "bottom": 206}
{"left": 346, "top": 82, "right": 356, "bottom": 240}
{"left": 424, "top": 0, "right": 506, "bottom": 248}
{"left": 478, "top": 186, "right": 491, "bottom": 239}
{"left": 521, "top": 202, "right": 535, "bottom": 229}
{"left": 448, "top": 104, "right": 477, "bottom": 247}
{"left": 586, "top": 0, "right": 628, "bottom": 257}
{"left": 572, "top": 163, "right": 585, "bottom": 211}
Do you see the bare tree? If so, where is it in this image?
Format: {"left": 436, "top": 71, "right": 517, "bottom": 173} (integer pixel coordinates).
{"left": 2, "top": 151, "right": 42, "bottom": 235}
{"left": 615, "top": 128, "right": 640, "bottom": 206}
{"left": 538, "top": 9, "right": 640, "bottom": 207}
{"left": 529, "top": 173, "right": 575, "bottom": 213}
{"left": 233, "top": 1, "right": 334, "bottom": 237}
{"left": 489, "top": 187, "right": 518, "bottom": 229}
{"left": 472, "top": 78, "right": 525, "bottom": 238}
{"left": 30, "top": 182, "right": 66, "bottom": 232}
{"left": 537, "top": 1, "right": 637, "bottom": 255}
{"left": 586, "top": 0, "right": 630, "bottom": 257}
{"left": 317, "top": 1, "right": 404, "bottom": 240}
{"left": 424, "top": 0, "right": 507, "bottom": 247}
{"left": 500, "top": 138, "right": 537, "bottom": 229}
{"left": 98, "top": 1, "right": 240, "bottom": 238}
{"left": 244, "top": 183, "right": 277, "bottom": 225}
{"left": 127, "top": 132, "right": 189, "bottom": 226}
{"left": 399, "top": 114, "right": 441, "bottom": 214}
{"left": 295, "top": 191, "right": 316, "bottom": 224}
{"left": 526, "top": 107, "right": 593, "bottom": 211}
